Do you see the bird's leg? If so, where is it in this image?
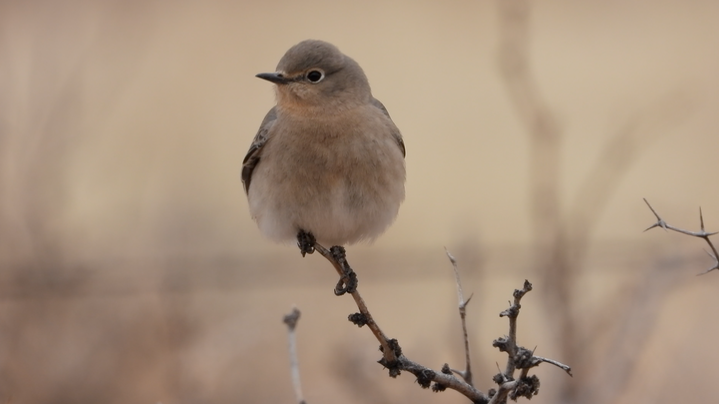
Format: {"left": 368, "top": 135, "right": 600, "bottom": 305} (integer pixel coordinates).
{"left": 296, "top": 230, "right": 316, "bottom": 257}
{"left": 330, "top": 246, "right": 358, "bottom": 296}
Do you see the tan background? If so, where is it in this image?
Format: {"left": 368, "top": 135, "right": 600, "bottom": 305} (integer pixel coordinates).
{"left": 1, "top": 0, "right": 719, "bottom": 403}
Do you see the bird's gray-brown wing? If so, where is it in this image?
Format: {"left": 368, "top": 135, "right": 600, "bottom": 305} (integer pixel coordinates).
{"left": 371, "top": 97, "right": 406, "bottom": 158}
{"left": 242, "top": 107, "right": 277, "bottom": 194}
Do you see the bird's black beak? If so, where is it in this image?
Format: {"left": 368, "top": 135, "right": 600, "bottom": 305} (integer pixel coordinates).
{"left": 256, "top": 72, "right": 291, "bottom": 85}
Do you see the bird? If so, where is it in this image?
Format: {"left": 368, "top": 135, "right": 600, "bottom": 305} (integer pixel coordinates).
{"left": 242, "top": 39, "right": 406, "bottom": 257}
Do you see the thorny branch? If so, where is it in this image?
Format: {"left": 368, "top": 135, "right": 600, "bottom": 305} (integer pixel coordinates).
{"left": 643, "top": 198, "right": 719, "bottom": 274}
{"left": 304, "top": 243, "right": 571, "bottom": 402}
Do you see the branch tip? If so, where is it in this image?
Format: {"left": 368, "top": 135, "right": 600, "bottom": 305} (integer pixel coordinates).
{"left": 463, "top": 293, "right": 474, "bottom": 308}
{"left": 283, "top": 307, "right": 305, "bottom": 404}
{"left": 283, "top": 307, "right": 301, "bottom": 330}
{"left": 534, "top": 356, "right": 573, "bottom": 377}
{"left": 696, "top": 262, "right": 719, "bottom": 275}
{"left": 643, "top": 198, "right": 660, "bottom": 220}
{"left": 444, "top": 247, "right": 458, "bottom": 265}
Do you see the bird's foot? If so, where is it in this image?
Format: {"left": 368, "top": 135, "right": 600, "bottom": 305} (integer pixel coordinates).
{"left": 331, "top": 246, "right": 358, "bottom": 295}
{"left": 296, "top": 230, "right": 316, "bottom": 257}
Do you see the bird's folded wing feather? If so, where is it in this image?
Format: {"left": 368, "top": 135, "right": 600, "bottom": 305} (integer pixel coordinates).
{"left": 242, "top": 107, "right": 277, "bottom": 194}
{"left": 371, "top": 97, "right": 406, "bottom": 158}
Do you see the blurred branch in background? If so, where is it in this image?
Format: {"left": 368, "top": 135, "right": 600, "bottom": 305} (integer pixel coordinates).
{"left": 0, "top": 3, "right": 187, "bottom": 404}
{"left": 497, "top": 1, "right": 694, "bottom": 403}
{"left": 0, "top": 2, "right": 155, "bottom": 271}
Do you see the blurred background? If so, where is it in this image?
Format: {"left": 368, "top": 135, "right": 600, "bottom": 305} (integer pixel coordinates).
{"left": 1, "top": 0, "right": 719, "bottom": 403}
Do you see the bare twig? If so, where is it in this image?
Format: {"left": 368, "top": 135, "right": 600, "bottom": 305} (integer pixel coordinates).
{"left": 445, "top": 248, "right": 474, "bottom": 386}
{"left": 643, "top": 198, "right": 719, "bottom": 274}
{"left": 395, "top": 356, "right": 486, "bottom": 401}
{"left": 498, "top": 280, "right": 531, "bottom": 376}
{"left": 309, "top": 244, "right": 571, "bottom": 402}
{"left": 490, "top": 280, "right": 572, "bottom": 403}
{"left": 533, "top": 355, "right": 573, "bottom": 376}
{"left": 313, "top": 242, "right": 490, "bottom": 401}
{"left": 488, "top": 382, "right": 513, "bottom": 404}
{"left": 283, "top": 307, "right": 306, "bottom": 404}
{"left": 312, "top": 243, "right": 398, "bottom": 365}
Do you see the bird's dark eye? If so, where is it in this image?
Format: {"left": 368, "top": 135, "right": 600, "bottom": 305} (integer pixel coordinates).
{"left": 306, "top": 70, "right": 324, "bottom": 83}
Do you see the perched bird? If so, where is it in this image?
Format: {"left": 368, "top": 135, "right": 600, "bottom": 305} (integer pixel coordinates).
{"left": 242, "top": 40, "right": 406, "bottom": 256}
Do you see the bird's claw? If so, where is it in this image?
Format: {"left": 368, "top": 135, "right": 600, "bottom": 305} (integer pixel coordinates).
{"left": 296, "top": 230, "right": 316, "bottom": 257}
{"left": 331, "top": 246, "right": 357, "bottom": 295}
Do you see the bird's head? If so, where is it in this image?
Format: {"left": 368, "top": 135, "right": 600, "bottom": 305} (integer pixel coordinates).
{"left": 256, "top": 40, "right": 372, "bottom": 112}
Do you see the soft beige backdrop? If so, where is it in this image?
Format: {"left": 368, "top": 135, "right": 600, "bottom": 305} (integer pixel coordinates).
{"left": 1, "top": 1, "right": 718, "bottom": 403}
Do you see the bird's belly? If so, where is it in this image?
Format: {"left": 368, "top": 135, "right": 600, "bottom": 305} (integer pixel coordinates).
{"left": 248, "top": 142, "right": 404, "bottom": 246}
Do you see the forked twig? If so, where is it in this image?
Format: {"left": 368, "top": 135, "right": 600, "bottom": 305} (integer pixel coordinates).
{"left": 445, "top": 248, "right": 474, "bottom": 386}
